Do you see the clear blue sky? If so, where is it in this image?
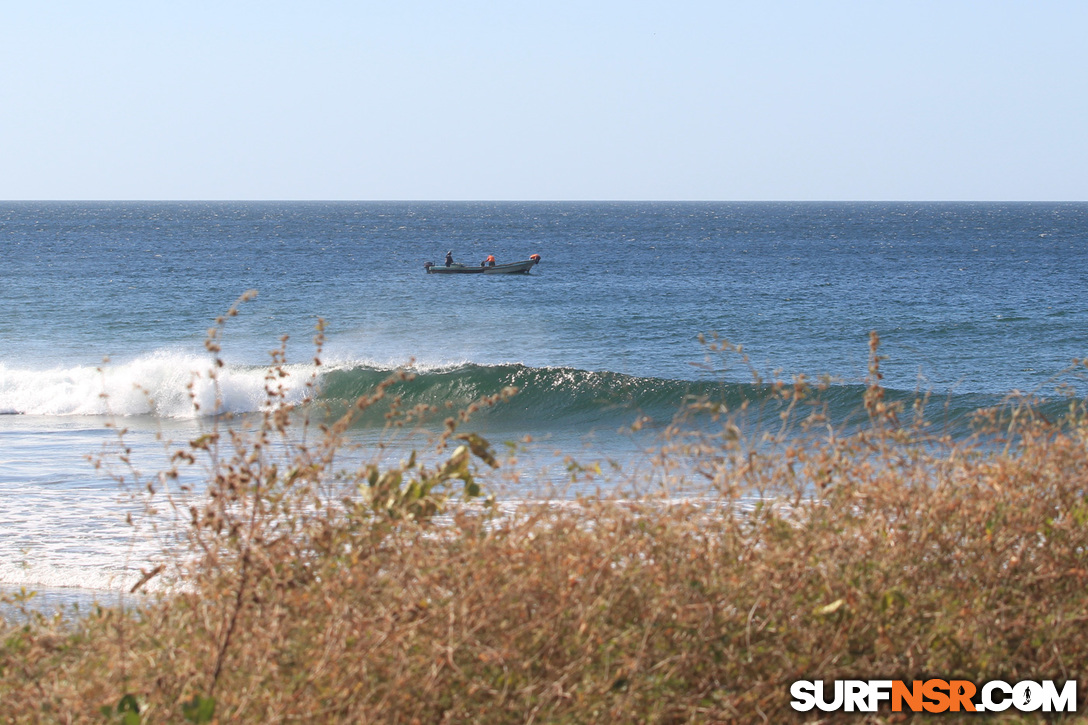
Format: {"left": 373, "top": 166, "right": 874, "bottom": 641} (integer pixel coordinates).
{"left": 3, "top": 1, "right": 1086, "bottom": 200}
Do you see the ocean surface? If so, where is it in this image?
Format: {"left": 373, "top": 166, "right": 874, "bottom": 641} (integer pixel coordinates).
{"left": 2, "top": 201, "right": 1087, "bottom": 598}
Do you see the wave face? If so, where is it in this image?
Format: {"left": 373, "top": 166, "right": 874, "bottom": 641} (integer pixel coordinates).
{"left": 282, "top": 362, "right": 1030, "bottom": 434}
{"left": 320, "top": 362, "right": 718, "bottom": 429}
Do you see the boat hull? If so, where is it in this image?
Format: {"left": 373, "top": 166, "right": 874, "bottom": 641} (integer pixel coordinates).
{"left": 482, "top": 259, "right": 538, "bottom": 274}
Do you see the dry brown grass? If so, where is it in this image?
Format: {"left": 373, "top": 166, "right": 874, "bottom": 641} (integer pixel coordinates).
{"left": 3, "top": 306, "right": 1088, "bottom": 723}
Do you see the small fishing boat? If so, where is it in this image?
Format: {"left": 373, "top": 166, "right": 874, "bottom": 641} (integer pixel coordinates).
{"left": 425, "top": 254, "right": 541, "bottom": 275}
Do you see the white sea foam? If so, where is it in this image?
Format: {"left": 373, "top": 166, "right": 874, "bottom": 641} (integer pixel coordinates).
{"left": 0, "top": 477, "right": 162, "bottom": 593}
{"left": 0, "top": 353, "right": 319, "bottom": 418}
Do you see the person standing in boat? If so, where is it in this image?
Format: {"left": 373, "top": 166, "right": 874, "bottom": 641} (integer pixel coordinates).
{"left": 445, "top": 250, "right": 454, "bottom": 267}
{"left": 486, "top": 255, "right": 496, "bottom": 267}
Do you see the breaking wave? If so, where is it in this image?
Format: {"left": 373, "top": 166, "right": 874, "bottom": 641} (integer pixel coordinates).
{"left": 1, "top": 354, "right": 1055, "bottom": 435}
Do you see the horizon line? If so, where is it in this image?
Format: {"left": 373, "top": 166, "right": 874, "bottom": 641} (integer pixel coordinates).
{"left": 3, "top": 199, "right": 1087, "bottom": 204}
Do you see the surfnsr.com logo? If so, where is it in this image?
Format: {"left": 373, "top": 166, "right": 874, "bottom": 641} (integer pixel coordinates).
{"left": 790, "top": 679, "right": 1077, "bottom": 714}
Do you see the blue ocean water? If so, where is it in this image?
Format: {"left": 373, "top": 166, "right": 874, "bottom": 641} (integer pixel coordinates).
{"left": 2, "top": 201, "right": 1087, "bottom": 593}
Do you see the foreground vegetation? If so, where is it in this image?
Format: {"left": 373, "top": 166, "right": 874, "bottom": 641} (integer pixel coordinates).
{"left": 3, "top": 306, "right": 1088, "bottom": 722}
